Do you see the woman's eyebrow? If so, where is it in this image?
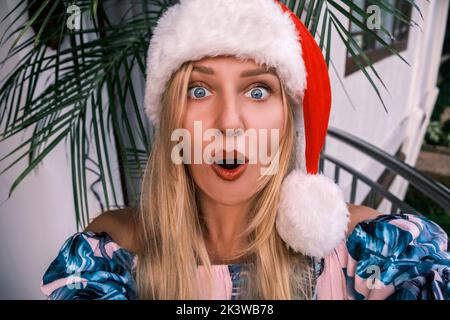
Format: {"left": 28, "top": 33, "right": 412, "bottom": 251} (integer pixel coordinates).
{"left": 192, "top": 65, "right": 214, "bottom": 75}
{"left": 240, "top": 67, "right": 277, "bottom": 77}
{"left": 192, "top": 65, "right": 277, "bottom": 77}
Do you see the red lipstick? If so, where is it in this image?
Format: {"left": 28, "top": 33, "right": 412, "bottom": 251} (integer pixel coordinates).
{"left": 211, "top": 150, "right": 248, "bottom": 181}
{"left": 212, "top": 162, "right": 248, "bottom": 181}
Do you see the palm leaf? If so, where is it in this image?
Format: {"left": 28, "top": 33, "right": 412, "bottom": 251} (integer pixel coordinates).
{"left": 0, "top": 0, "right": 171, "bottom": 228}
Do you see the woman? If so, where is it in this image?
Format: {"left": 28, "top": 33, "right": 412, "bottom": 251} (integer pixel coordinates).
{"left": 41, "top": 0, "right": 450, "bottom": 300}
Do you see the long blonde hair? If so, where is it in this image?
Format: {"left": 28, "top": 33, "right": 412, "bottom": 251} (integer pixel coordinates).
{"left": 136, "top": 59, "right": 315, "bottom": 299}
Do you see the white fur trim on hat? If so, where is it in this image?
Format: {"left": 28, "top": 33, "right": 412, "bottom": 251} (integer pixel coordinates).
{"left": 276, "top": 170, "right": 350, "bottom": 258}
{"left": 144, "top": 0, "right": 306, "bottom": 125}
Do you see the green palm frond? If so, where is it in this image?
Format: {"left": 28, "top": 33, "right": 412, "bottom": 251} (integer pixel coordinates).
{"left": 0, "top": 0, "right": 421, "bottom": 229}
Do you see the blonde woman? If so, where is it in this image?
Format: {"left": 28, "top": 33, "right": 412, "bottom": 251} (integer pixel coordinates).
{"left": 41, "top": 0, "right": 450, "bottom": 300}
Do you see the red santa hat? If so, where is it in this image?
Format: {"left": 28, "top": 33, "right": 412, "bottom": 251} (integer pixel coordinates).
{"left": 144, "top": 0, "right": 349, "bottom": 258}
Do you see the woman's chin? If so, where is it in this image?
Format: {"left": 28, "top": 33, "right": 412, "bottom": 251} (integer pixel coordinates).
{"left": 199, "top": 165, "right": 259, "bottom": 205}
{"left": 189, "top": 163, "right": 263, "bottom": 205}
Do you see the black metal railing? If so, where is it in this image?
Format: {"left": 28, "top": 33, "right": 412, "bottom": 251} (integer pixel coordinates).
{"left": 319, "top": 127, "right": 450, "bottom": 215}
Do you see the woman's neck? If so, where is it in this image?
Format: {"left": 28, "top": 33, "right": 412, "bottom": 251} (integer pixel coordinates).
{"left": 198, "top": 192, "right": 250, "bottom": 265}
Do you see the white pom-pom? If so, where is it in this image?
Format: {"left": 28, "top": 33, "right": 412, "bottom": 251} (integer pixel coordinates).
{"left": 276, "top": 169, "right": 350, "bottom": 258}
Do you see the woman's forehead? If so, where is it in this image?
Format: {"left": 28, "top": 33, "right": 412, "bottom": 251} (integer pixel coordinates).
{"left": 191, "top": 55, "right": 279, "bottom": 80}
{"left": 193, "top": 55, "right": 271, "bottom": 71}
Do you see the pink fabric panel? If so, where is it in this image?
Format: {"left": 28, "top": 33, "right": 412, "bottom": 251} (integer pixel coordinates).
{"left": 197, "top": 265, "right": 233, "bottom": 299}
{"left": 315, "top": 239, "right": 349, "bottom": 300}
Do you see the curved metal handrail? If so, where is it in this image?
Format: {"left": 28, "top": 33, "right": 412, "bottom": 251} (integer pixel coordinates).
{"left": 321, "top": 153, "right": 419, "bottom": 214}
{"left": 322, "top": 127, "right": 450, "bottom": 213}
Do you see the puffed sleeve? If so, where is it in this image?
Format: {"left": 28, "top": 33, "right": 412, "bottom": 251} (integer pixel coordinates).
{"left": 40, "top": 231, "right": 138, "bottom": 300}
{"left": 344, "top": 213, "right": 450, "bottom": 300}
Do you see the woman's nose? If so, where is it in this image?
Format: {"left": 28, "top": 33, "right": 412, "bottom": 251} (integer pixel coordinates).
{"left": 215, "top": 93, "right": 245, "bottom": 135}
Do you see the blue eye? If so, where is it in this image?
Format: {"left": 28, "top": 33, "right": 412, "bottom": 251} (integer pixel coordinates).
{"left": 188, "top": 86, "right": 212, "bottom": 100}
{"left": 245, "top": 86, "right": 270, "bottom": 101}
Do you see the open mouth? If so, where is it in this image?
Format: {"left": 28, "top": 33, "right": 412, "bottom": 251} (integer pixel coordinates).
{"left": 211, "top": 151, "right": 248, "bottom": 181}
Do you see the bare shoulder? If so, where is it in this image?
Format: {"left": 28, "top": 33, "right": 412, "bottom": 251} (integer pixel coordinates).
{"left": 346, "top": 203, "right": 385, "bottom": 236}
{"left": 85, "top": 207, "right": 139, "bottom": 253}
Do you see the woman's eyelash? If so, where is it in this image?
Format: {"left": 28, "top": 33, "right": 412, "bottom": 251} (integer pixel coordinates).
{"left": 251, "top": 83, "right": 273, "bottom": 93}
{"left": 187, "top": 82, "right": 273, "bottom": 93}
{"left": 188, "top": 82, "right": 210, "bottom": 90}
